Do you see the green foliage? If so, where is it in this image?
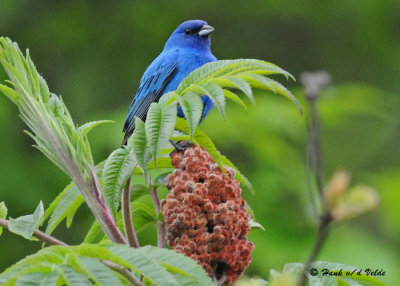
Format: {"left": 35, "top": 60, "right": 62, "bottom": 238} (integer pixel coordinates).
{"left": 0, "top": 244, "right": 214, "bottom": 286}
{"left": 0, "top": 37, "right": 99, "bottom": 180}
{"left": 145, "top": 101, "right": 177, "bottom": 165}
{"left": 85, "top": 196, "right": 156, "bottom": 244}
{"left": 8, "top": 202, "right": 44, "bottom": 240}
{"left": 43, "top": 183, "right": 83, "bottom": 235}
{"left": 0, "top": 36, "right": 301, "bottom": 284}
{"left": 103, "top": 148, "right": 136, "bottom": 216}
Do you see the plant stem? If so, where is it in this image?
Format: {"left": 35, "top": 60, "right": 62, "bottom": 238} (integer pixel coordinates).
{"left": 0, "top": 218, "right": 67, "bottom": 246}
{"left": 300, "top": 213, "right": 332, "bottom": 286}
{"left": 151, "top": 187, "right": 165, "bottom": 248}
{"left": 146, "top": 175, "right": 165, "bottom": 248}
{"left": 122, "top": 177, "right": 140, "bottom": 248}
{"left": 309, "top": 100, "right": 324, "bottom": 199}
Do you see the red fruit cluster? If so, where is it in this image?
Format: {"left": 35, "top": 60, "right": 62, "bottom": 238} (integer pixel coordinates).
{"left": 161, "top": 145, "right": 254, "bottom": 284}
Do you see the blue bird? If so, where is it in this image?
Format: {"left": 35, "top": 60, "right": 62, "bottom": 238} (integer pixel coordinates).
{"left": 122, "top": 20, "right": 217, "bottom": 145}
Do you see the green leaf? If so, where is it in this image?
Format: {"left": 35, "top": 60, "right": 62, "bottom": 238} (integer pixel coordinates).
{"left": 223, "top": 76, "right": 254, "bottom": 104}
{"left": 79, "top": 257, "right": 124, "bottom": 286}
{"left": 44, "top": 183, "right": 83, "bottom": 235}
{"left": 106, "top": 245, "right": 178, "bottom": 286}
{"left": 145, "top": 102, "right": 177, "bottom": 164}
{"left": 0, "top": 201, "right": 8, "bottom": 236}
{"left": 15, "top": 271, "right": 59, "bottom": 286}
{"left": 139, "top": 246, "right": 214, "bottom": 286}
{"left": 85, "top": 196, "right": 156, "bottom": 243}
{"left": 83, "top": 222, "right": 104, "bottom": 244}
{"left": 223, "top": 89, "right": 247, "bottom": 110}
{"left": 8, "top": 201, "right": 44, "bottom": 239}
{"left": 78, "top": 120, "right": 114, "bottom": 137}
{"left": 198, "top": 82, "right": 226, "bottom": 119}
{"left": 249, "top": 219, "right": 265, "bottom": 231}
{"left": 129, "top": 117, "right": 148, "bottom": 174}
{"left": 130, "top": 184, "right": 151, "bottom": 202}
{"left": 58, "top": 264, "right": 91, "bottom": 286}
{"left": 102, "top": 148, "right": 136, "bottom": 215}
{"left": 38, "top": 74, "right": 50, "bottom": 103}
{"left": 0, "top": 83, "right": 20, "bottom": 104}
{"left": 43, "top": 161, "right": 105, "bottom": 235}
{"left": 179, "top": 92, "right": 203, "bottom": 137}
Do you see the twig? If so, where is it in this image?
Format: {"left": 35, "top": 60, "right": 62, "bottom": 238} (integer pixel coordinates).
{"left": 0, "top": 218, "right": 67, "bottom": 246}
{"left": 122, "top": 177, "right": 140, "bottom": 248}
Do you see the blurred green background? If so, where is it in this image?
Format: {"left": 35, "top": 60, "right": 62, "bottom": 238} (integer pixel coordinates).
{"left": 0, "top": 0, "right": 399, "bottom": 284}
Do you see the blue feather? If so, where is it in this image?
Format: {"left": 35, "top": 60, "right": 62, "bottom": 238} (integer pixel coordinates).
{"left": 122, "top": 20, "right": 217, "bottom": 145}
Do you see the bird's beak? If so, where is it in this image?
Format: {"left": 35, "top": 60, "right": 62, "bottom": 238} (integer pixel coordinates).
{"left": 198, "top": 24, "right": 215, "bottom": 36}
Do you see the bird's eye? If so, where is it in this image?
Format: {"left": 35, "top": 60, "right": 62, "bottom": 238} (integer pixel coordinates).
{"left": 184, "top": 28, "right": 191, "bottom": 35}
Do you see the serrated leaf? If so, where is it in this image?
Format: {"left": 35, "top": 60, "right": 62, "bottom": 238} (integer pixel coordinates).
{"left": 8, "top": 201, "right": 44, "bottom": 239}
{"left": 223, "top": 89, "right": 247, "bottom": 110}
{"left": 44, "top": 183, "right": 83, "bottom": 235}
{"left": 223, "top": 76, "right": 254, "bottom": 104}
{"left": 58, "top": 264, "right": 91, "bottom": 286}
{"left": 106, "top": 245, "right": 178, "bottom": 286}
{"left": 0, "top": 83, "right": 20, "bottom": 104}
{"left": 179, "top": 92, "right": 203, "bottom": 137}
{"left": 198, "top": 82, "right": 226, "bottom": 119}
{"left": 38, "top": 74, "right": 50, "bottom": 103}
{"left": 139, "top": 246, "right": 214, "bottom": 286}
{"left": 145, "top": 102, "right": 177, "bottom": 164}
{"left": 239, "top": 73, "right": 276, "bottom": 92}
{"left": 79, "top": 257, "right": 124, "bottom": 286}
{"left": 129, "top": 117, "right": 148, "bottom": 174}
{"left": 15, "top": 271, "right": 59, "bottom": 286}
{"left": 78, "top": 120, "right": 114, "bottom": 137}
{"left": 102, "top": 148, "right": 136, "bottom": 215}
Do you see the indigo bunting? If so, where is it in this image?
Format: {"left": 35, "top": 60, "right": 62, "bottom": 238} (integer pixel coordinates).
{"left": 122, "top": 20, "right": 216, "bottom": 145}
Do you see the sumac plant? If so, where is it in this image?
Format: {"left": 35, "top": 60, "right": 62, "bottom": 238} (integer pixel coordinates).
{"left": 0, "top": 37, "right": 301, "bottom": 286}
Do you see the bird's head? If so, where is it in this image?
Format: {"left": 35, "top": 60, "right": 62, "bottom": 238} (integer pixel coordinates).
{"left": 164, "top": 20, "right": 215, "bottom": 51}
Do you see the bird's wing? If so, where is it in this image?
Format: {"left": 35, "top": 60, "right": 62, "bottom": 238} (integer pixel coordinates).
{"left": 122, "top": 60, "right": 178, "bottom": 145}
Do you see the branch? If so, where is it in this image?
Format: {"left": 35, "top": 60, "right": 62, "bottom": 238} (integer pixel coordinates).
{"left": 0, "top": 218, "right": 67, "bottom": 246}
{"left": 122, "top": 177, "right": 140, "bottom": 248}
